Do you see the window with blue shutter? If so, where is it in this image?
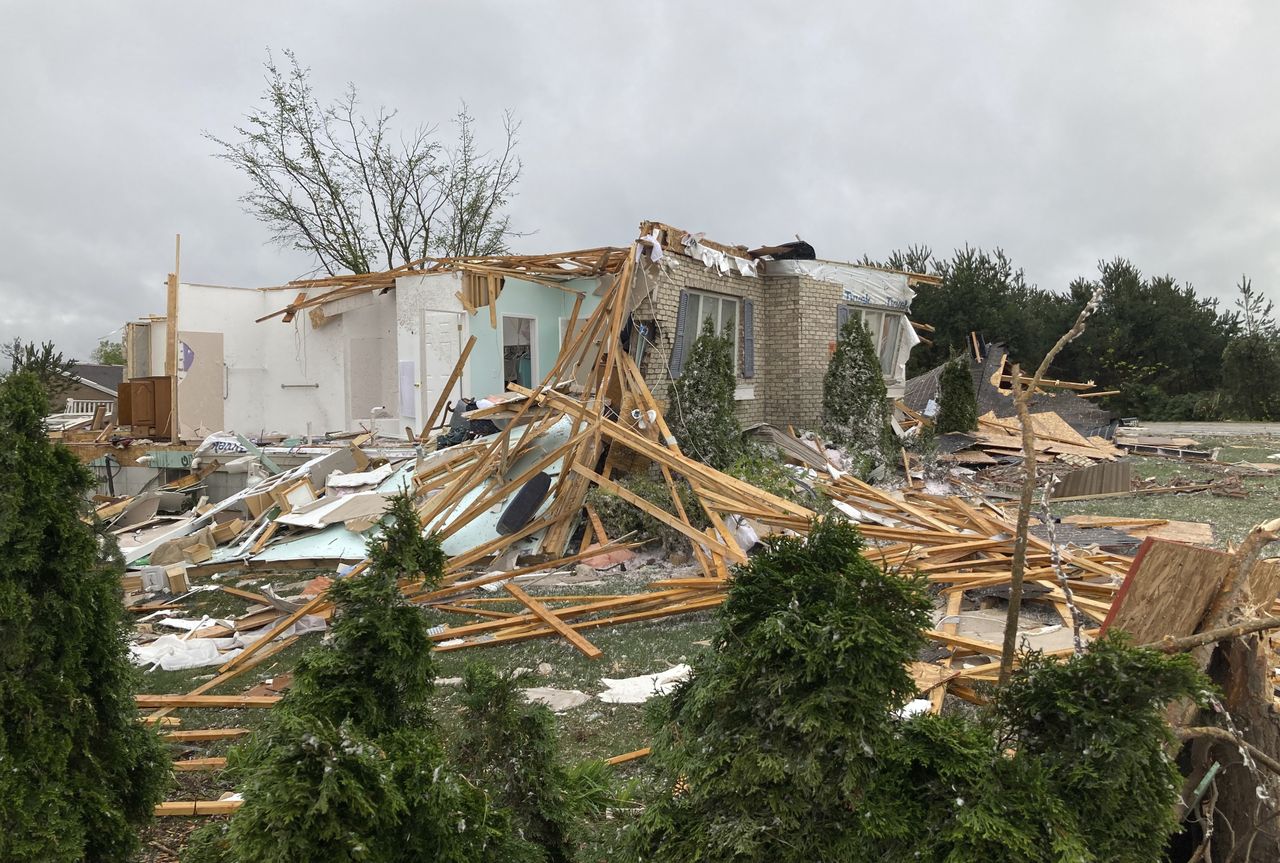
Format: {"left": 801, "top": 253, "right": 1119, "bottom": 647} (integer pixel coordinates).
{"left": 742, "top": 298, "right": 755, "bottom": 378}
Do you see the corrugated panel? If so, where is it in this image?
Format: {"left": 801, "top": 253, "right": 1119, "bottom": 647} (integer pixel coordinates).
{"left": 1050, "top": 460, "right": 1132, "bottom": 499}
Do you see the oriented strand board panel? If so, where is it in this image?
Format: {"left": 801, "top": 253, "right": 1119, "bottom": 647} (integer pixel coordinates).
{"left": 1102, "top": 539, "right": 1280, "bottom": 642}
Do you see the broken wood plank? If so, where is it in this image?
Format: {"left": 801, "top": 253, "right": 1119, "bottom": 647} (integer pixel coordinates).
{"left": 504, "top": 582, "right": 603, "bottom": 659}
{"left": 154, "top": 800, "right": 243, "bottom": 816}
{"left": 163, "top": 728, "right": 251, "bottom": 742}
{"left": 217, "top": 592, "right": 328, "bottom": 673}
{"left": 606, "top": 746, "right": 652, "bottom": 766}
{"left": 173, "top": 757, "right": 227, "bottom": 772}
{"left": 135, "top": 694, "right": 280, "bottom": 709}
{"left": 570, "top": 463, "right": 745, "bottom": 564}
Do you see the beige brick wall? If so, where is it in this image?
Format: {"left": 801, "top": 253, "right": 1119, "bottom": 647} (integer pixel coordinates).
{"left": 633, "top": 253, "right": 765, "bottom": 428}
{"left": 633, "top": 252, "right": 855, "bottom": 433}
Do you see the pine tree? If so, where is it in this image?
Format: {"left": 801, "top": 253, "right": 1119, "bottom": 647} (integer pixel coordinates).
{"left": 0, "top": 370, "right": 169, "bottom": 862}
{"left": 1222, "top": 276, "right": 1280, "bottom": 419}
{"left": 935, "top": 356, "right": 978, "bottom": 433}
{"left": 668, "top": 317, "right": 741, "bottom": 471}
{"left": 822, "top": 316, "right": 893, "bottom": 468}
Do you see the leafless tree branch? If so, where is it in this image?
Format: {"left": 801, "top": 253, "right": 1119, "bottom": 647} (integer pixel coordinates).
{"left": 206, "top": 51, "right": 523, "bottom": 275}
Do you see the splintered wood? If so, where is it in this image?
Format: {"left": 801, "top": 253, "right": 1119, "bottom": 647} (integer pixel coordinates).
{"left": 148, "top": 235, "right": 1260, "bottom": 757}
{"left": 250, "top": 239, "right": 1129, "bottom": 698}
{"left": 821, "top": 476, "right": 1133, "bottom": 701}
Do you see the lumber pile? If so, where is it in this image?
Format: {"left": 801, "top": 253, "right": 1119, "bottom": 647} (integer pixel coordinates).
{"left": 818, "top": 475, "right": 1132, "bottom": 707}
{"left": 175, "top": 240, "right": 814, "bottom": 672}
{"left": 941, "top": 410, "right": 1123, "bottom": 467}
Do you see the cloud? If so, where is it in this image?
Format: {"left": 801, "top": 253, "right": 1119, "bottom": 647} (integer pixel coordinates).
{"left": 1, "top": 0, "right": 1277, "bottom": 357}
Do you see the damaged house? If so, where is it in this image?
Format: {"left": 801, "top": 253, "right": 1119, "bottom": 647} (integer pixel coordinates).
{"left": 121, "top": 220, "right": 934, "bottom": 447}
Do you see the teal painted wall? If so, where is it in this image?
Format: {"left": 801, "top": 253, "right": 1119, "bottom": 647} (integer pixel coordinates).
{"left": 467, "top": 277, "right": 603, "bottom": 397}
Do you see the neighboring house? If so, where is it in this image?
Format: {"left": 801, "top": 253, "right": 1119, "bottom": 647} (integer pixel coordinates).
{"left": 122, "top": 221, "right": 932, "bottom": 440}
{"left": 52, "top": 363, "right": 122, "bottom": 416}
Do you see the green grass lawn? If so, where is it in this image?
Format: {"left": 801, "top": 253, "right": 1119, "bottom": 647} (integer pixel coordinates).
{"left": 137, "top": 436, "right": 1280, "bottom": 859}
{"left": 135, "top": 564, "right": 714, "bottom": 861}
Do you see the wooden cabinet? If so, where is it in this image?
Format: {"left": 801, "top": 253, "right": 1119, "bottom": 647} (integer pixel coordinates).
{"left": 116, "top": 376, "right": 172, "bottom": 438}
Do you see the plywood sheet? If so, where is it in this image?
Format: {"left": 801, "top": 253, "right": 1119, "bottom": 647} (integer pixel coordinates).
{"left": 1060, "top": 515, "right": 1214, "bottom": 547}
{"left": 1103, "top": 539, "right": 1280, "bottom": 642}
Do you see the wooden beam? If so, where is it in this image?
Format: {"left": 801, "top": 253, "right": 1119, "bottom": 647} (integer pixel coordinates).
{"left": 569, "top": 463, "right": 746, "bottom": 564}
{"left": 505, "top": 582, "right": 603, "bottom": 659}
{"left": 408, "top": 535, "right": 641, "bottom": 602}
{"left": 420, "top": 334, "right": 477, "bottom": 439}
{"left": 606, "top": 746, "right": 652, "bottom": 766}
{"left": 135, "top": 694, "right": 280, "bottom": 709}
{"left": 435, "top": 595, "right": 724, "bottom": 652}
{"left": 217, "top": 592, "right": 327, "bottom": 673}
{"left": 173, "top": 757, "right": 227, "bottom": 772}
{"left": 163, "top": 728, "right": 252, "bottom": 742}
{"left": 154, "top": 800, "right": 243, "bottom": 816}
{"left": 430, "top": 588, "right": 702, "bottom": 641}
{"left": 148, "top": 634, "right": 299, "bottom": 721}
{"left": 999, "top": 374, "right": 1096, "bottom": 391}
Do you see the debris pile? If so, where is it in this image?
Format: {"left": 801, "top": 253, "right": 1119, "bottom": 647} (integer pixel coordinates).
{"left": 111, "top": 239, "right": 1280, "bottom": 826}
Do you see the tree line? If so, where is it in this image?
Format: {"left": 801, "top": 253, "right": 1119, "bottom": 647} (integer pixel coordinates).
{"left": 870, "top": 245, "right": 1277, "bottom": 421}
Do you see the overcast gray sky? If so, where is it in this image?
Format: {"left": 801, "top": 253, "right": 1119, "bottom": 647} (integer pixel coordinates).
{"left": 2, "top": 1, "right": 1277, "bottom": 359}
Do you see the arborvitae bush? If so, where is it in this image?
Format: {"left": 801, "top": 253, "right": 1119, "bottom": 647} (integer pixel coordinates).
{"left": 822, "top": 317, "right": 894, "bottom": 470}
{"left": 585, "top": 473, "right": 706, "bottom": 555}
{"left": 368, "top": 490, "right": 445, "bottom": 586}
{"left": 0, "top": 370, "right": 169, "bottom": 862}
{"left": 186, "top": 502, "right": 539, "bottom": 863}
{"left": 936, "top": 355, "right": 978, "bottom": 433}
{"left": 279, "top": 554, "right": 439, "bottom": 735}
{"left": 626, "top": 516, "right": 1210, "bottom": 863}
{"left": 457, "top": 664, "right": 617, "bottom": 863}
{"left": 991, "top": 635, "right": 1205, "bottom": 863}
{"left": 668, "top": 317, "right": 742, "bottom": 471}
{"left": 627, "top": 518, "right": 934, "bottom": 861}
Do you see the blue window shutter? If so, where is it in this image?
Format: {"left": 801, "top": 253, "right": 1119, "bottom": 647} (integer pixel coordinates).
{"left": 669, "top": 290, "right": 691, "bottom": 378}
{"left": 742, "top": 298, "right": 755, "bottom": 378}
{"left": 837, "top": 304, "right": 850, "bottom": 337}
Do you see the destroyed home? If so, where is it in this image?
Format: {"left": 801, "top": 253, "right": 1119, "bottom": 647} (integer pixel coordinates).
{"left": 117, "top": 221, "right": 933, "bottom": 460}
{"left": 28, "top": 227, "right": 1280, "bottom": 863}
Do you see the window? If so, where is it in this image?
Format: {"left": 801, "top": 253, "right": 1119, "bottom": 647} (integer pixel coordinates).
{"left": 840, "top": 304, "right": 905, "bottom": 377}
{"left": 679, "top": 290, "right": 739, "bottom": 374}
{"left": 502, "top": 316, "right": 536, "bottom": 388}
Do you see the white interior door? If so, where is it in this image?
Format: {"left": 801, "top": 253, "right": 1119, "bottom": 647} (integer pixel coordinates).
{"left": 420, "top": 311, "right": 464, "bottom": 428}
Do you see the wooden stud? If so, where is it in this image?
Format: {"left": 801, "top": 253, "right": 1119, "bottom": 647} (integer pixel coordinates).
{"left": 505, "top": 582, "right": 603, "bottom": 659}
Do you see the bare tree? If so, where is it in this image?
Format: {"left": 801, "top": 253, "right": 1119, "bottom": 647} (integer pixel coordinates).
{"left": 208, "top": 50, "right": 523, "bottom": 275}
